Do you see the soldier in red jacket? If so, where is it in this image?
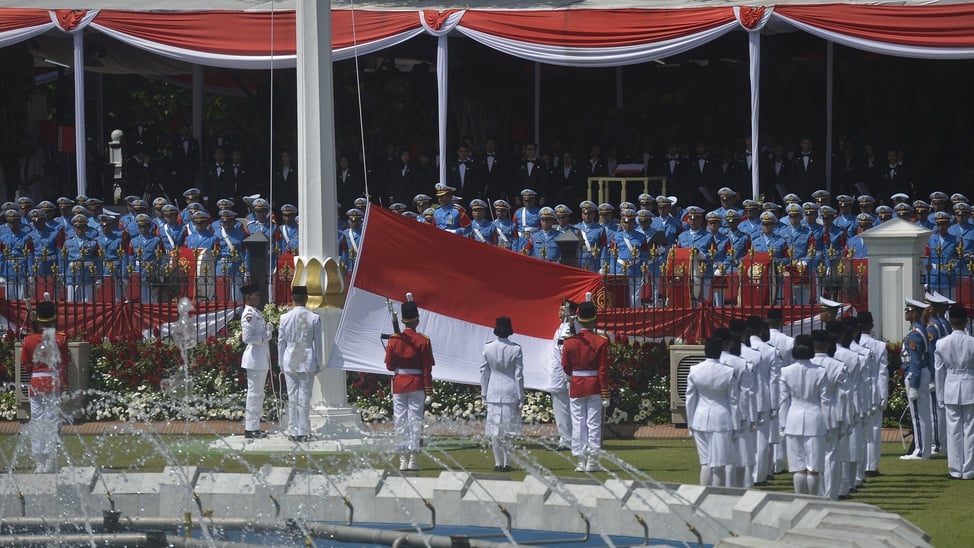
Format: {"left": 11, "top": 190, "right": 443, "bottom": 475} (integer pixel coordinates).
{"left": 384, "top": 301, "right": 435, "bottom": 471}
{"left": 22, "top": 300, "right": 71, "bottom": 473}
{"left": 561, "top": 301, "right": 611, "bottom": 472}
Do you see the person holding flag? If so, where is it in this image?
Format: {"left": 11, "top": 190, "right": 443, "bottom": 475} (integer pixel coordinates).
{"left": 384, "top": 299, "right": 435, "bottom": 471}
{"left": 561, "top": 301, "right": 610, "bottom": 472}
{"left": 22, "top": 298, "right": 70, "bottom": 473}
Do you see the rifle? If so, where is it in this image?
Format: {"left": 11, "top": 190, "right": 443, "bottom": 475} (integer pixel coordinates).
{"left": 381, "top": 298, "right": 401, "bottom": 340}
{"left": 381, "top": 292, "right": 413, "bottom": 340}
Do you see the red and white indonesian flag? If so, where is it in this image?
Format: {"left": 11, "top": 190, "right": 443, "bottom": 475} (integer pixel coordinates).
{"left": 328, "top": 205, "right": 602, "bottom": 391}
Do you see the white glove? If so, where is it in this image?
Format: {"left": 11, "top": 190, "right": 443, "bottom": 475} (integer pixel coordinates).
{"left": 424, "top": 395, "right": 432, "bottom": 406}
{"left": 929, "top": 382, "right": 937, "bottom": 393}
{"left": 602, "top": 399, "right": 610, "bottom": 408}
{"left": 938, "top": 400, "right": 945, "bottom": 409}
{"left": 907, "top": 386, "right": 919, "bottom": 401}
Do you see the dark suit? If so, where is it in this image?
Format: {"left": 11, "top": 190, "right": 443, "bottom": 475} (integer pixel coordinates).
{"left": 881, "top": 163, "right": 912, "bottom": 196}
{"left": 229, "top": 163, "right": 251, "bottom": 198}
{"left": 273, "top": 164, "right": 299, "bottom": 208}
{"left": 446, "top": 159, "right": 482, "bottom": 200}
{"left": 515, "top": 159, "right": 548, "bottom": 200}
{"left": 170, "top": 136, "right": 201, "bottom": 187}
{"left": 388, "top": 162, "right": 418, "bottom": 203}
{"left": 478, "top": 153, "right": 508, "bottom": 201}
{"left": 765, "top": 157, "right": 790, "bottom": 201}
{"left": 790, "top": 153, "right": 823, "bottom": 199}
{"left": 336, "top": 167, "right": 363, "bottom": 209}
{"left": 203, "top": 161, "right": 232, "bottom": 202}
{"left": 552, "top": 164, "right": 585, "bottom": 206}
{"left": 735, "top": 153, "right": 757, "bottom": 194}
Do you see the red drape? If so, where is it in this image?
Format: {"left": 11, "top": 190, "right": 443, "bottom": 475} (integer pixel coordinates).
{"left": 776, "top": 4, "right": 974, "bottom": 48}
{"left": 459, "top": 8, "right": 736, "bottom": 48}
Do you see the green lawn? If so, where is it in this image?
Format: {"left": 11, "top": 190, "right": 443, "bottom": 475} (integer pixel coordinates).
{"left": 1, "top": 434, "right": 970, "bottom": 545}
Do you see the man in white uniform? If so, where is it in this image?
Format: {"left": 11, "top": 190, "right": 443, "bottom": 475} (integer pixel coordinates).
{"left": 549, "top": 300, "right": 576, "bottom": 450}
{"left": 240, "top": 284, "right": 273, "bottom": 439}
{"left": 934, "top": 304, "right": 974, "bottom": 479}
{"left": 278, "top": 286, "right": 322, "bottom": 442}
{"left": 481, "top": 317, "right": 525, "bottom": 471}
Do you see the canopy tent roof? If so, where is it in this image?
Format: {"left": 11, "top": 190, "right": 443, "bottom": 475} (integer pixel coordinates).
{"left": 6, "top": 3, "right": 974, "bottom": 73}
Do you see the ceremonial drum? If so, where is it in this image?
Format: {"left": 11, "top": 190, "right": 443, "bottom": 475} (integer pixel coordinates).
{"left": 596, "top": 274, "right": 630, "bottom": 309}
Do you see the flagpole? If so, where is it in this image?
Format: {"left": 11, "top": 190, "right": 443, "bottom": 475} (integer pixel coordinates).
{"left": 296, "top": 0, "right": 363, "bottom": 438}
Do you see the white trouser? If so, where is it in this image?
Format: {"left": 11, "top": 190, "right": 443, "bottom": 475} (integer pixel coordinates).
{"left": 933, "top": 391, "right": 947, "bottom": 454}
{"left": 906, "top": 369, "right": 933, "bottom": 458}
{"left": 550, "top": 389, "right": 572, "bottom": 447}
{"left": 5, "top": 280, "right": 26, "bottom": 301}
{"left": 822, "top": 428, "right": 841, "bottom": 500}
{"left": 29, "top": 393, "right": 61, "bottom": 462}
{"left": 283, "top": 371, "right": 314, "bottom": 436}
{"left": 67, "top": 282, "right": 94, "bottom": 303}
{"left": 945, "top": 403, "right": 974, "bottom": 479}
{"left": 753, "top": 413, "right": 772, "bottom": 483}
{"left": 393, "top": 390, "right": 425, "bottom": 453}
{"left": 570, "top": 394, "right": 602, "bottom": 458}
{"left": 244, "top": 368, "right": 268, "bottom": 431}
{"left": 866, "top": 409, "right": 884, "bottom": 471}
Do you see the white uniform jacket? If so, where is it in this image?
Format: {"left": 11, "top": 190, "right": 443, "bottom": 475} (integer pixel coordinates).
{"left": 779, "top": 359, "right": 830, "bottom": 436}
{"left": 686, "top": 358, "right": 739, "bottom": 432}
{"left": 240, "top": 304, "right": 271, "bottom": 370}
{"left": 481, "top": 337, "right": 525, "bottom": 404}
{"left": 935, "top": 330, "right": 974, "bottom": 406}
{"left": 811, "top": 354, "right": 850, "bottom": 429}
{"left": 278, "top": 306, "right": 322, "bottom": 374}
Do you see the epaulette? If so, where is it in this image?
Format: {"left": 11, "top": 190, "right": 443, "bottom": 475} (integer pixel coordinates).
{"left": 420, "top": 333, "right": 430, "bottom": 340}
{"left": 389, "top": 333, "right": 401, "bottom": 339}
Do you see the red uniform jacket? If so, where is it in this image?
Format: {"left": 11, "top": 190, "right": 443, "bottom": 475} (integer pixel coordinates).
{"left": 561, "top": 328, "right": 611, "bottom": 399}
{"left": 384, "top": 328, "right": 435, "bottom": 395}
{"left": 22, "top": 331, "right": 70, "bottom": 396}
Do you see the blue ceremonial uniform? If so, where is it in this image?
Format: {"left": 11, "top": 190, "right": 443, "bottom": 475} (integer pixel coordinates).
{"left": 737, "top": 217, "right": 762, "bottom": 239}
{"left": 513, "top": 206, "right": 540, "bottom": 245}
{"left": 129, "top": 232, "right": 164, "bottom": 303}
{"left": 97, "top": 227, "right": 127, "bottom": 276}
{"left": 275, "top": 224, "right": 299, "bottom": 255}
{"left": 433, "top": 204, "right": 471, "bottom": 236}
{"left": 215, "top": 225, "right": 248, "bottom": 301}
{"left": 926, "top": 232, "right": 960, "bottom": 297}
{"left": 28, "top": 224, "right": 61, "bottom": 276}
{"left": 469, "top": 218, "right": 496, "bottom": 244}
{"left": 903, "top": 322, "right": 929, "bottom": 392}
{"left": 246, "top": 218, "right": 276, "bottom": 241}
{"left": 833, "top": 212, "right": 857, "bottom": 239}
{"left": 339, "top": 227, "right": 362, "bottom": 274}
{"left": 844, "top": 235, "right": 868, "bottom": 259}
{"left": 676, "top": 227, "right": 713, "bottom": 256}
{"left": 61, "top": 232, "right": 101, "bottom": 302}
{"left": 525, "top": 228, "right": 561, "bottom": 261}
{"left": 575, "top": 220, "right": 606, "bottom": 271}
{"left": 751, "top": 231, "right": 789, "bottom": 265}
{"left": 0, "top": 224, "right": 34, "bottom": 299}
{"left": 159, "top": 222, "right": 185, "bottom": 253}
{"left": 723, "top": 228, "right": 751, "bottom": 270}
{"left": 491, "top": 218, "right": 518, "bottom": 251}
{"left": 607, "top": 227, "right": 647, "bottom": 307}
{"left": 650, "top": 215, "right": 681, "bottom": 245}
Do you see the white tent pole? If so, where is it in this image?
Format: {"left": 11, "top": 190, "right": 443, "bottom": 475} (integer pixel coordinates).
{"left": 95, "top": 73, "right": 104, "bottom": 156}
{"left": 534, "top": 62, "right": 541, "bottom": 149}
{"left": 825, "top": 41, "right": 834, "bottom": 193}
{"left": 192, "top": 64, "right": 204, "bottom": 156}
{"left": 748, "top": 29, "right": 761, "bottom": 200}
{"left": 437, "top": 34, "right": 448, "bottom": 186}
{"left": 73, "top": 32, "right": 86, "bottom": 196}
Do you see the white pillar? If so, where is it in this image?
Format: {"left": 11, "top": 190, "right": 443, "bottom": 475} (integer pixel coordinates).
{"left": 437, "top": 35, "right": 449, "bottom": 187}
{"left": 73, "top": 32, "right": 86, "bottom": 196}
{"left": 859, "top": 218, "right": 931, "bottom": 342}
{"left": 747, "top": 30, "right": 761, "bottom": 200}
{"left": 296, "top": 0, "right": 361, "bottom": 436}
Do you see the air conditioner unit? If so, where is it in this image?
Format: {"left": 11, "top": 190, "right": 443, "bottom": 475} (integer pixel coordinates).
{"left": 669, "top": 344, "right": 705, "bottom": 426}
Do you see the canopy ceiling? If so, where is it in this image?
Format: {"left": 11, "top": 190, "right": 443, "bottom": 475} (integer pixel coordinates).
{"left": 6, "top": 3, "right": 974, "bottom": 74}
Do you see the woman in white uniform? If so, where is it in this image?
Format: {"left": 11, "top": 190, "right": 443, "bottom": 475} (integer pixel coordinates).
{"left": 481, "top": 317, "right": 524, "bottom": 472}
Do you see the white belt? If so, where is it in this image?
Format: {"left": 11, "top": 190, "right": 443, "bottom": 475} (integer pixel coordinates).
{"left": 521, "top": 227, "right": 539, "bottom": 233}
{"left": 31, "top": 372, "right": 54, "bottom": 378}
{"left": 396, "top": 368, "right": 423, "bottom": 375}
{"left": 572, "top": 370, "right": 597, "bottom": 377}
{"left": 948, "top": 369, "right": 974, "bottom": 376}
